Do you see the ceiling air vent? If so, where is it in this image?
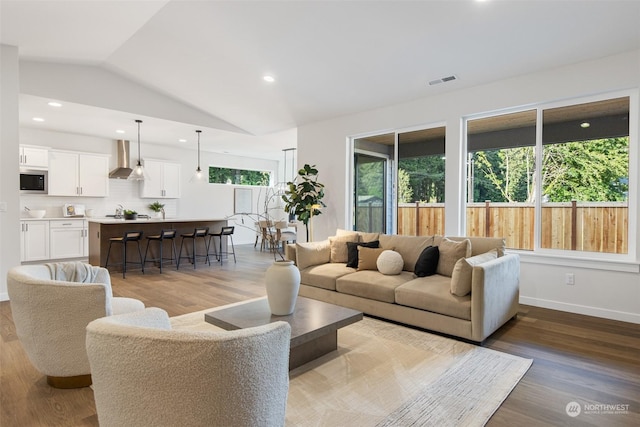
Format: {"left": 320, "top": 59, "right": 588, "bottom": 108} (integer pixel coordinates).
{"left": 428, "top": 75, "right": 458, "bottom": 86}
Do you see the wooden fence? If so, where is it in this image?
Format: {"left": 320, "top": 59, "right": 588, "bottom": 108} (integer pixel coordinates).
{"left": 397, "top": 201, "right": 628, "bottom": 254}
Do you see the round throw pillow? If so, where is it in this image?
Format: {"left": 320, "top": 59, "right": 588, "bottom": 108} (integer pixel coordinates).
{"left": 376, "top": 250, "right": 403, "bottom": 275}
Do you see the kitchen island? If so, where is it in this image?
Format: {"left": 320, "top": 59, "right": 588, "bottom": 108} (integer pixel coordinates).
{"left": 88, "top": 218, "right": 228, "bottom": 271}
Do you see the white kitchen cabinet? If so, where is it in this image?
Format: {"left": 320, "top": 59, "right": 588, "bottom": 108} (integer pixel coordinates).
{"left": 48, "top": 151, "right": 109, "bottom": 197}
{"left": 49, "top": 219, "right": 87, "bottom": 259}
{"left": 19, "top": 145, "right": 49, "bottom": 169}
{"left": 140, "top": 160, "right": 181, "bottom": 198}
{"left": 20, "top": 220, "right": 50, "bottom": 262}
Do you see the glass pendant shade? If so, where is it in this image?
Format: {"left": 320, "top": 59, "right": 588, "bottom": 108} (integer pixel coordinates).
{"left": 129, "top": 119, "right": 149, "bottom": 181}
{"left": 190, "top": 130, "right": 206, "bottom": 183}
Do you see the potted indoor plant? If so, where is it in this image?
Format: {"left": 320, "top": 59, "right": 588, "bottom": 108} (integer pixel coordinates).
{"left": 123, "top": 209, "right": 138, "bottom": 220}
{"left": 148, "top": 201, "right": 165, "bottom": 218}
{"left": 282, "top": 164, "right": 326, "bottom": 241}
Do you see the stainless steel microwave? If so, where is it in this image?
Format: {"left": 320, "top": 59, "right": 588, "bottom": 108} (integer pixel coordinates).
{"left": 20, "top": 170, "right": 48, "bottom": 194}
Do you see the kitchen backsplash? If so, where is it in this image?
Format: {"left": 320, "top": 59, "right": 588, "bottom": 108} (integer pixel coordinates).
{"left": 20, "top": 179, "right": 178, "bottom": 219}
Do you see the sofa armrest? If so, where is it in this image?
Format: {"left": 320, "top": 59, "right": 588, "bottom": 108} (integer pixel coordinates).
{"left": 285, "top": 243, "right": 297, "bottom": 264}
{"left": 470, "top": 253, "right": 520, "bottom": 342}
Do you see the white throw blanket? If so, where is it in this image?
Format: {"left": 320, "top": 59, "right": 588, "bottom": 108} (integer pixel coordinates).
{"left": 45, "top": 262, "right": 99, "bottom": 283}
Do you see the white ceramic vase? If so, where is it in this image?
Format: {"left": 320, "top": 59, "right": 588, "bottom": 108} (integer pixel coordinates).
{"left": 265, "top": 260, "right": 301, "bottom": 315}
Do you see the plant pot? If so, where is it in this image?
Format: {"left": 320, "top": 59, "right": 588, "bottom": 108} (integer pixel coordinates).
{"left": 152, "top": 211, "right": 163, "bottom": 218}
{"left": 265, "top": 260, "right": 301, "bottom": 315}
{"left": 124, "top": 213, "right": 138, "bottom": 220}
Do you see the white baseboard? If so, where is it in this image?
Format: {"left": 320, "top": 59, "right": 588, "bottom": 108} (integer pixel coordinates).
{"left": 0, "top": 292, "right": 9, "bottom": 302}
{"left": 520, "top": 296, "right": 640, "bottom": 324}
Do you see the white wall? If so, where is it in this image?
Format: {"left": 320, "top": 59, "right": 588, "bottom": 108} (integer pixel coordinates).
{"left": 1, "top": 45, "right": 22, "bottom": 301}
{"left": 296, "top": 49, "right": 640, "bottom": 324}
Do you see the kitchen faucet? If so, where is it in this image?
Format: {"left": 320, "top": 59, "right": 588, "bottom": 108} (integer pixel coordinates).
{"left": 115, "top": 204, "right": 124, "bottom": 218}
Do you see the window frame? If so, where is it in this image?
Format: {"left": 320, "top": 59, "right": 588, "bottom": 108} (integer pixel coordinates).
{"left": 463, "top": 90, "right": 638, "bottom": 263}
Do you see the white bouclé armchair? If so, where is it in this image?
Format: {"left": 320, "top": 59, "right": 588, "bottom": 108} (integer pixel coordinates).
{"left": 7, "top": 262, "right": 145, "bottom": 388}
{"left": 86, "top": 307, "right": 291, "bottom": 427}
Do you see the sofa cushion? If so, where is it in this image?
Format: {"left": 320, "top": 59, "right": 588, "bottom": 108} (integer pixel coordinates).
{"left": 450, "top": 249, "right": 498, "bottom": 296}
{"left": 445, "top": 236, "right": 506, "bottom": 257}
{"left": 336, "top": 228, "right": 380, "bottom": 243}
{"left": 378, "top": 235, "right": 434, "bottom": 272}
{"left": 377, "top": 250, "right": 404, "bottom": 275}
{"left": 300, "top": 263, "right": 356, "bottom": 291}
{"left": 346, "top": 240, "right": 380, "bottom": 268}
{"left": 357, "top": 246, "right": 386, "bottom": 271}
{"left": 436, "top": 237, "right": 471, "bottom": 277}
{"left": 337, "top": 271, "right": 416, "bottom": 303}
{"left": 296, "top": 241, "right": 331, "bottom": 270}
{"left": 395, "top": 277, "right": 472, "bottom": 321}
{"left": 414, "top": 246, "right": 439, "bottom": 277}
{"left": 329, "top": 234, "right": 360, "bottom": 263}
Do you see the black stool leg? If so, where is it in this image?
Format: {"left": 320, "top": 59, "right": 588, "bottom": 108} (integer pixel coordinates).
{"left": 192, "top": 236, "right": 196, "bottom": 269}
{"left": 137, "top": 240, "right": 144, "bottom": 274}
{"left": 105, "top": 241, "right": 113, "bottom": 269}
{"left": 143, "top": 239, "right": 152, "bottom": 269}
{"left": 122, "top": 241, "right": 127, "bottom": 279}
{"left": 230, "top": 235, "right": 236, "bottom": 263}
{"left": 158, "top": 238, "right": 164, "bottom": 273}
{"left": 177, "top": 239, "right": 185, "bottom": 270}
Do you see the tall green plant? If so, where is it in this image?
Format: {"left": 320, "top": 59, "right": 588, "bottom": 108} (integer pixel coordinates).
{"left": 282, "top": 164, "right": 326, "bottom": 240}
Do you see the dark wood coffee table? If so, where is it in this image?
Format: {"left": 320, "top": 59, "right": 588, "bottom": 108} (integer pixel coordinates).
{"left": 204, "top": 297, "right": 363, "bottom": 370}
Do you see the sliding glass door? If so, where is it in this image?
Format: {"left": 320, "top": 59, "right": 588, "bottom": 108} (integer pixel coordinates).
{"left": 354, "top": 152, "right": 388, "bottom": 233}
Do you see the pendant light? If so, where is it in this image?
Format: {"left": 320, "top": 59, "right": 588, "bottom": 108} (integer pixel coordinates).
{"left": 190, "top": 130, "right": 205, "bottom": 183}
{"left": 130, "top": 119, "right": 148, "bottom": 181}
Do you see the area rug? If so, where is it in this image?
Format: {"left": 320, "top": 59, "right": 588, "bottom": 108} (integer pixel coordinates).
{"left": 171, "top": 303, "right": 532, "bottom": 427}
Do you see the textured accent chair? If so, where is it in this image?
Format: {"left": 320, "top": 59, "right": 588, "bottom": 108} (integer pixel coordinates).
{"left": 86, "top": 308, "right": 291, "bottom": 427}
{"left": 7, "top": 262, "right": 145, "bottom": 388}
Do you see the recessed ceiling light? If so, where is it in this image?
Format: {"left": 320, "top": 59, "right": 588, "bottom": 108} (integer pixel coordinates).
{"left": 32, "top": 117, "right": 45, "bottom": 122}
{"left": 47, "top": 101, "right": 62, "bottom": 107}
{"left": 178, "top": 139, "right": 187, "bottom": 143}
{"left": 263, "top": 75, "right": 275, "bottom": 83}
{"left": 116, "top": 129, "right": 125, "bottom": 134}
{"left": 580, "top": 122, "right": 591, "bottom": 128}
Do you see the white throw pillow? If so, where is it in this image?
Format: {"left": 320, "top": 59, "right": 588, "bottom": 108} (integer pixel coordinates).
{"left": 376, "top": 250, "right": 404, "bottom": 275}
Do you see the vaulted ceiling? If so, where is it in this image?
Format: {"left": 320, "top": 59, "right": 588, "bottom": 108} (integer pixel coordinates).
{"left": 2, "top": 0, "right": 640, "bottom": 158}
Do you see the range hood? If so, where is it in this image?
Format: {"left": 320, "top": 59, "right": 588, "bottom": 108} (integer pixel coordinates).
{"left": 109, "top": 140, "right": 133, "bottom": 179}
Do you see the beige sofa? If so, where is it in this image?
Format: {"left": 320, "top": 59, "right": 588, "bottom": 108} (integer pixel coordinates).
{"left": 286, "top": 232, "right": 520, "bottom": 342}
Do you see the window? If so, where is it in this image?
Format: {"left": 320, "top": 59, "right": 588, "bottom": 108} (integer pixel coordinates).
{"left": 466, "top": 95, "right": 630, "bottom": 255}
{"left": 351, "top": 125, "right": 446, "bottom": 235}
{"left": 398, "top": 127, "right": 446, "bottom": 236}
{"left": 541, "top": 97, "right": 629, "bottom": 254}
{"left": 467, "top": 110, "right": 536, "bottom": 249}
{"left": 209, "top": 167, "right": 271, "bottom": 186}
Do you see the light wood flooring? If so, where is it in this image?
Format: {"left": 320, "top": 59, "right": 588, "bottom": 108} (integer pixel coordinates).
{"left": 1, "top": 244, "right": 638, "bottom": 426}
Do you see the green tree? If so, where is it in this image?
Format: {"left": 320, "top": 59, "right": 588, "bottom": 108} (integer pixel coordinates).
{"left": 397, "top": 168, "right": 413, "bottom": 203}
{"left": 470, "top": 137, "right": 628, "bottom": 203}
{"left": 398, "top": 155, "right": 445, "bottom": 202}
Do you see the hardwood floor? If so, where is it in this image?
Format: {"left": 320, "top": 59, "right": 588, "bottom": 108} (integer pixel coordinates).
{"left": 1, "top": 245, "right": 638, "bottom": 426}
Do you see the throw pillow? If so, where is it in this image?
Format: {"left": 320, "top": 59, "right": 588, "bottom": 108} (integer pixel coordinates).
{"left": 295, "top": 241, "right": 331, "bottom": 270}
{"left": 414, "top": 245, "right": 439, "bottom": 277}
{"left": 357, "top": 246, "right": 386, "bottom": 271}
{"left": 376, "top": 250, "right": 404, "bottom": 275}
{"left": 358, "top": 232, "right": 381, "bottom": 243}
{"left": 436, "top": 237, "right": 471, "bottom": 277}
{"left": 329, "top": 234, "right": 360, "bottom": 263}
{"left": 450, "top": 249, "right": 498, "bottom": 296}
{"left": 346, "top": 240, "right": 380, "bottom": 268}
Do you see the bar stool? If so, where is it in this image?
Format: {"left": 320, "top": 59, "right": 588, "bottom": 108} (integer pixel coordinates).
{"left": 177, "top": 227, "right": 210, "bottom": 269}
{"left": 143, "top": 229, "right": 178, "bottom": 273}
{"left": 208, "top": 226, "right": 236, "bottom": 264}
{"left": 104, "top": 231, "right": 145, "bottom": 279}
